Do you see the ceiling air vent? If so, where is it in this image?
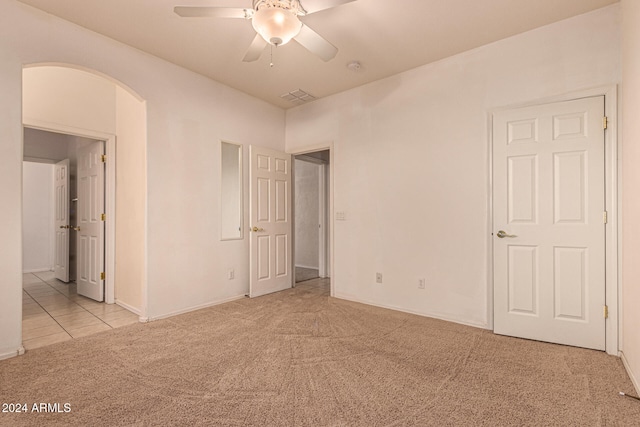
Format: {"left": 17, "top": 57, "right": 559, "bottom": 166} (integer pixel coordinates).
{"left": 280, "top": 89, "right": 316, "bottom": 105}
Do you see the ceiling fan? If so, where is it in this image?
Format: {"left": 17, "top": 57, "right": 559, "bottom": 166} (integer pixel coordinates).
{"left": 174, "top": 0, "right": 356, "bottom": 62}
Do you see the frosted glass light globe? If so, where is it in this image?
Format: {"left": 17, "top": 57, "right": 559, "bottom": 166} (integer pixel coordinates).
{"left": 252, "top": 7, "right": 302, "bottom": 46}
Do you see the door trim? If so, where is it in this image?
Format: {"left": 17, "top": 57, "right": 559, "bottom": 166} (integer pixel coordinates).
{"left": 293, "top": 154, "right": 329, "bottom": 278}
{"left": 23, "top": 119, "right": 117, "bottom": 305}
{"left": 289, "top": 143, "right": 334, "bottom": 297}
{"left": 487, "top": 85, "right": 619, "bottom": 355}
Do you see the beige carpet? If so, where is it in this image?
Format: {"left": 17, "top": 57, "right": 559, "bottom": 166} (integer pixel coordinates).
{"left": 1, "top": 278, "right": 638, "bottom": 426}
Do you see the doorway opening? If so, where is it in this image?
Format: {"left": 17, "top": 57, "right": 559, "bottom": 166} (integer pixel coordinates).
{"left": 21, "top": 127, "right": 138, "bottom": 350}
{"left": 293, "top": 150, "right": 330, "bottom": 287}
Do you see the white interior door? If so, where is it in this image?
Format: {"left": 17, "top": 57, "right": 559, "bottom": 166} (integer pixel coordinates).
{"left": 250, "top": 145, "right": 292, "bottom": 297}
{"left": 493, "top": 96, "right": 606, "bottom": 350}
{"left": 54, "top": 159, "right": 70, "bottom": 282}
{"left": 77, "top": 141, "right": 105, "bottom": 302}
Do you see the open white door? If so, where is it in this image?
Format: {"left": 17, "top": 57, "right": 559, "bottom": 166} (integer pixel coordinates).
{"left": 250, "top": 145, "right": 292, "bottom": 297}
{"left": 54, "top": 159, "right": 70, "bottom": 282}
{"left": 76, "top": 141, "right": 105, "bottom": 302}
{"left": 493, "top": 96, "right": 606, "bottom": 350}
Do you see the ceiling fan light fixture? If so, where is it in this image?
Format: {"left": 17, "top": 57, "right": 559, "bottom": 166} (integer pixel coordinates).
{"left": 252, "top": 7, "right": 302, "bottom": 46}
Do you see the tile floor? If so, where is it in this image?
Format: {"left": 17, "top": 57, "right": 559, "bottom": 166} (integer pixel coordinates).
{"left": 22, "top": 271, "right": 139, "bottom": 351}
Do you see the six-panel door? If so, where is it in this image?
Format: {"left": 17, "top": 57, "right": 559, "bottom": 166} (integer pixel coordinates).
{"left": 493, "top": 96, "right": 606, "bottom": 350}
{"left": 249, "top": 145, "right": 292, "bottom": 298}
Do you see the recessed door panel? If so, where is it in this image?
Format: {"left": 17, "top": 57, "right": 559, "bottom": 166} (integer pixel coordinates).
{"left": 257, "top": 178, "right": 270, "bottom": 222}
{"left": 90, "top": 235, "right": 100, "bottom": 284}
{"left": 508, "top": 246, "right": 538, "bottom": 315}
{"left": 90, "top": 174, "right": 99, "bottom": 221}
{"left": 257, "top": 154, "right": 270, "bottom": 171}
{"left": 554, "top": 247, "right": 587, "bottom": 321}
{"left": 554, "top": 151, "right": 587, "bottom": 224}
{"left": 275, "top": 158, "right": 287, "bottom": 174}
{"left": 79, "top": 177, "right": 88, "bottom": 222}
{"left": 79, "top": 235, "right": 88, "bottom": 281}
{"left": 275, "top": 234, "right": 287, "bottom": 277}
{"left": 257, "top": 235, "right": 270, "bottom": 280}
{"left": 508, "top": 119, "right": 538, "bottom": 145}
{"left": 553, "top": 112, "right": 587, "bottom": 141}
{"left": 275, "top": 179, "right": 287, "bottom": 223}
{"left": 508, "top": 155, "right": 537, "bottom": 224}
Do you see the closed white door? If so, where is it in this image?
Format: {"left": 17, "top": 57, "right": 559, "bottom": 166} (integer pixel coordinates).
{"left": 250, "top": 145, "right": 292, "bottom": 297}
{"left": 493, "top": 96, "right": 606, "bottom": 350}
{"left": 54, "top": 159, "right": 70, "bottom": 282}
{"left": 77, "top": 141, "right": 105, "bottom": 302}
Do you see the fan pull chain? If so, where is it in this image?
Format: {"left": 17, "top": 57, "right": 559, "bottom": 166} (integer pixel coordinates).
{"left": 270, "top": 44, "right": 274, "bottom": 68}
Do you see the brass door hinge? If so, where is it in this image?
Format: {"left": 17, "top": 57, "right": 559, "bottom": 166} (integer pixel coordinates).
{"left": 101, "top": 154, "right": 107, "bottom": 163}
{"left": 603, "top": 211, "right": 608, "bottom": 224}
{"left": 100, "top": 272, "right": 105, "bottom": 281}
{"left": 603, "top": 116, "right": 608, "bottom": 130}
{"left": 604, "top": 305, "right": 609, "bottom": 319}
{"left": 101, "top": 213, "right": 106, "bottom": 221}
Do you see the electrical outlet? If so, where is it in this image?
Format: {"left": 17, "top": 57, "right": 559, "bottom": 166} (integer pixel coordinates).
{"left": 418, "top": 278, "right": 426, "bottom": 289}
{"left": 228, "top": 269, "right": 235, "bottom": 280}
{"left": 376, "top": 273, "right": 383, "bottom": 283}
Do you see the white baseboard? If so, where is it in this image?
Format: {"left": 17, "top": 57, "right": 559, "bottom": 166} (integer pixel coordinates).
{"left": 0, "top": 346, "right": 25, "bottom": 361}
{"left": 295, "top": 264, "right": 320, "bottom": 270}
{"left": 147, "top": 294, "right": 246, "bottom": 322}
{"left": 115, "top": 300, "right": 142, "bottom": 317}
{"left": 621, "top": 351, "right": 640, "bottom": 395}
{"left": 22, "top": 268, "right": 53, "bottom": 274}
{"left": 333, "top": 292, "right": 489, "bottom": 330}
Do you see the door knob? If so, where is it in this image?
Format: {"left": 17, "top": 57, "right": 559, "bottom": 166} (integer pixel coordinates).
{"left": 251, "top": 227, "right": 264, "bottom": 232}
{"left": 496, "top": 230, "right": 517, "bottom": 238}
{"left": 73, "top": 226, "right": 81, "bottom": 232}
{"left": 59, "top": 225, "right": 70, "bottom": 229}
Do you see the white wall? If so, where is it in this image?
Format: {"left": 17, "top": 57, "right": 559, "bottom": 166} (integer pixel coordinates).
{"left": 23, "top": 65, "right": 116, "bottom": 133}
{"left": 115, "top": 86, "right": 146, "bottom": 313}
{"left": 22, "top": 162, "right": 54, "bottom": 273}
{"left": 295, "top": 159, "right": 320, "bottom": 269}
{"left": 23, "top": 128, "right": 70, "bottom": 162}
{"left": 286, "top": 5, "right": 621, "bottom": 327}
{"left": 0, "top": 0, "right": 285, "bottom": 357}
{"left": 0, "top": 41, "right": 25, "bottom": 359}
{"left": 621, "top": 0, "right": 640, "bottom": 394}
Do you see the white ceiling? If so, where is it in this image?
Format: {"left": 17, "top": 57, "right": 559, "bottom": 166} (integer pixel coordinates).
{"left": 17, "top": 0, "right": 618, "bottom": 109}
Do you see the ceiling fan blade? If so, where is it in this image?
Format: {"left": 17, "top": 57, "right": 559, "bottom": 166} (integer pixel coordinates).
{"left": 243, "top": 33, "right": 268, "bottom": 62}
{"left": 300, "top": 0, "right": 356, "bottom": 14}
{"left": 174, "top": 6, "right": 249, "bottom": 19}
{"left": 294, "top": 24, "right": 338, "bottom": 62}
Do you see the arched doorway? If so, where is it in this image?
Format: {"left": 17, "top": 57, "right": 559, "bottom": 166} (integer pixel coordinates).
{"left": 21, "top": 64, "right": 147, "bottom": 349}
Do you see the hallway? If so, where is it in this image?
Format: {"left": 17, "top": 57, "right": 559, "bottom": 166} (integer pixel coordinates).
{"left": 22, "top": 271, "right": 138, "bottom": 350}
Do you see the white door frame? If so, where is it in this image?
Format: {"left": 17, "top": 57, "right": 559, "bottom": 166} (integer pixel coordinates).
{"left": 293, "top": 154, "right": 329, "bottom": 278}
{"left": 487, "top": 86, "right": 619, "bottom": 355}
{"left": 289, "top": 143, "right": 334, "bottom": 296}
{"left": 23, "top": 119, "right": 116, "bottom": 305}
